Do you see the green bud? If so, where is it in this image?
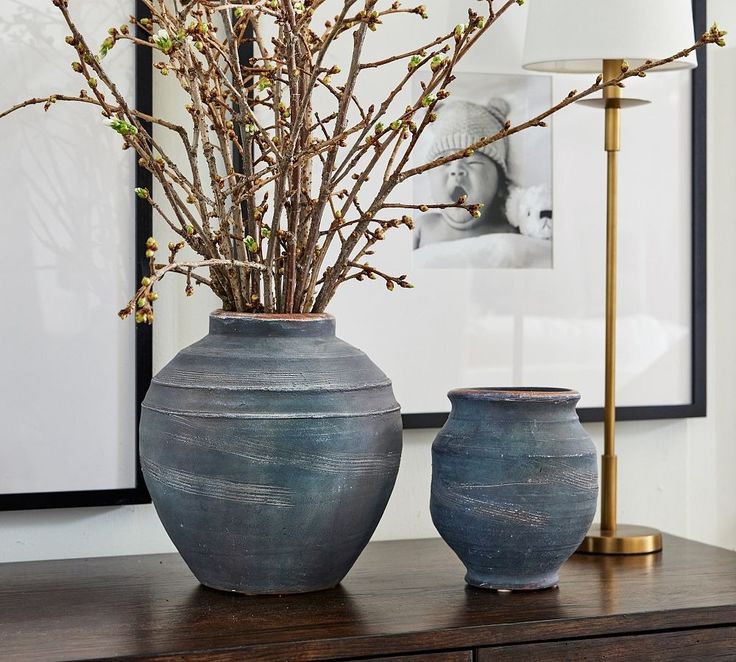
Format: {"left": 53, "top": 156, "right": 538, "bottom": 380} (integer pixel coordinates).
{"left": 244, "top": 235, "right": 258, "bottom": 253}
{"left": 154, "top": 29, "right": 173, "bottom": 53}
{"left": 134, "top": 187, "right": 149, "bottom": 199}
{"left": 141, "top": 277, "right": 151, "bottom": 286}
{"left": 104, "top": 116, "right": 138, "bottom": 137}
{"left": 431, "top": 55, "right": 445, "bottom": 72}
{"left": 98, "top": 36, "right": 115, "bottom": 60}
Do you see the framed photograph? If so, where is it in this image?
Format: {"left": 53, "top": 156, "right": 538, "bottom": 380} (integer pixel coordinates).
{"left": 412, "top": 73, "right": 553, "bottom": 270}
{"left": 328, "top": 0, "right": 707, "bottom": 428}
{"left": 0, "top": 1, "right": 152, "bottom": 510}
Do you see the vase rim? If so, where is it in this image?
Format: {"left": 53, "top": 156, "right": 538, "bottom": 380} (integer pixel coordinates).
{"left": 211, "top": 310, "right": 334, "bottom": 321}
{"left": 449, "top": 387, "right": 580, "bottom": 402}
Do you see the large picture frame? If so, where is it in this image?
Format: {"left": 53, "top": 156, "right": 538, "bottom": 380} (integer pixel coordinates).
{"left": 0, "top": 1, "right": 152, "bottom": 511}
{"left": 327, "top": 0, "right": 707, "bottom": 429}
{"left": 0, "top": 1, "right": 707, "bottom": 516}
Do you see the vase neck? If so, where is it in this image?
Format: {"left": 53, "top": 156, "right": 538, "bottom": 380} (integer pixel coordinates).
{"left": 448, "top": 388, "right": 581, "bottom": 421}
{"left": 209, "top": 312, "right": 336, "bottom": 338}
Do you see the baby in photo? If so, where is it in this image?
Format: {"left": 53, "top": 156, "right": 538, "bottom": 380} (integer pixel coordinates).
{"left": 413, "top": 99, "right": 515, "bottom": 249}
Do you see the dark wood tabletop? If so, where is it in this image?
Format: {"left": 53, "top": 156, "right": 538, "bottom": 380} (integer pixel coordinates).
{"left": 1, "top": 534, "right": 736, "bottom": 661}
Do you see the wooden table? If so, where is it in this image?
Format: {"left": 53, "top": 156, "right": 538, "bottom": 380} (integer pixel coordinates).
{"left": 1, "top": 534, "right": 736, "bottom": 661}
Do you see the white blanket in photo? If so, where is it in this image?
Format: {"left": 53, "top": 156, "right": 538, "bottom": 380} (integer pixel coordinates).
{"left": 413, "top": 233, "right": 552, "bottom": 269}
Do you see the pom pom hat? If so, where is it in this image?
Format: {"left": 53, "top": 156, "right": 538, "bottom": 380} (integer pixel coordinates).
{"left": 427, "top": 99, "right": 510, "bottom": 177}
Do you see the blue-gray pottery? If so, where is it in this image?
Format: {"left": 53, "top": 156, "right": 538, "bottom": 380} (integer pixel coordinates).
{"left": 431, "top": 387, "right": 598, "bottom": 590}
{"left": 140, "top": 311, "right": 402, "bottom": 594}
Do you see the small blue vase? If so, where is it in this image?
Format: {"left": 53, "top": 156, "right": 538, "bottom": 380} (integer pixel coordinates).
{"left": 431, "top": 387, "right": 598, "bottom": 590}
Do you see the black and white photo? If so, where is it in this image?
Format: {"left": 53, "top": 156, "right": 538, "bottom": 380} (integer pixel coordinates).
{"left": 412, "top": 73, "right": 553, "bottom": 269}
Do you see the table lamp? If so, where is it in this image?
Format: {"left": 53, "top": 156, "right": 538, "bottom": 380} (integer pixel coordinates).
{"left": 522, "top": 0, "right": 697, "bottom": 555}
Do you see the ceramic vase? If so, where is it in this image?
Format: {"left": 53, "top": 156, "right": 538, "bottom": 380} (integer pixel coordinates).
{"left": 431, "top": 387, "right": 598, "bottom": 590}
{"left": 140, "top": 312, "right": 402, "bottom": 594}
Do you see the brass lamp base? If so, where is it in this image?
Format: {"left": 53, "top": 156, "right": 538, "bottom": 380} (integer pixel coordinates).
{"left": 578, "top": 524, "right": 663, "bottom": 555}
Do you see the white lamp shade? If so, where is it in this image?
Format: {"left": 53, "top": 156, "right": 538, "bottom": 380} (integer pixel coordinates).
{"left": 522, "top": 0, "right": 697, "bottom": 73}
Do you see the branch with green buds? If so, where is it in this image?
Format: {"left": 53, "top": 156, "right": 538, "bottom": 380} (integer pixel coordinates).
{"left": 118, "top": 257, "right": 266, "bottom": 324}
{"left": 2, "top": 0, "right": 724, "bottom": 320}
{"left": 342, "top": 262, "right": 414, "bottom": 291}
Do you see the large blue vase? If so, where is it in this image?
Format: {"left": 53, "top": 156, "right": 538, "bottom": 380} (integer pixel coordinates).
{"left": 431, "top": 387, "right": 598, "bottom": 590}
{"left": 140, "top": 312, "right": 402, "bottom": 594}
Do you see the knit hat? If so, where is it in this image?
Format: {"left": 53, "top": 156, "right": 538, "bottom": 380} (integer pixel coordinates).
{"left": 427, "top": 98, "right": 510, "bottom": 177}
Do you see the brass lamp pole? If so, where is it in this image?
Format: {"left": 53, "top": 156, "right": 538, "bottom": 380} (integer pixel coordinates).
{"left": 522, "top": 0, "right": 697, "bottom": 557}
{"left": 577, "top": 60, "right": 662, "bottom": 555}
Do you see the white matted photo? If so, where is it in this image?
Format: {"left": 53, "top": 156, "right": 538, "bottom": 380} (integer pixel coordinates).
{"left": 412, "top": 73, "right": 553, "bottom": 270}
{"left": 160, "top": 2, "right": 703, "bottom": 424}
{"left": 325, "top": 3, "right": 696, "bottom": 417}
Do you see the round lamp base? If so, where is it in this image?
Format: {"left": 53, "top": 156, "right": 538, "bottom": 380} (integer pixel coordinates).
{"left": 577, "top": 524, "right": 663, "bottom": 555}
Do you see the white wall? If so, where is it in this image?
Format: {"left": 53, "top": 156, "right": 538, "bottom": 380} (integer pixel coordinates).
{"left": 1, "top": 4, "right": 735, "bottom": 563}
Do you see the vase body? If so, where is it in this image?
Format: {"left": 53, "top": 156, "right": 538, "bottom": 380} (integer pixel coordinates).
{"left": 140, "top": 312, "right": 402, "bottom": 594}
{"left": 431, "top": 388, "right": 598, "bottom": 590}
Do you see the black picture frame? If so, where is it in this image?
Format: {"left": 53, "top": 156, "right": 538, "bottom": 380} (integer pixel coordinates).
{"left": 0, "top": 2, "right": 708, "bottom": 511}
{"left": 402, "top": 0, "right": 708, "bottom": 430}
{"left": 0, "top": 0, "right": 153, "bottom": 511}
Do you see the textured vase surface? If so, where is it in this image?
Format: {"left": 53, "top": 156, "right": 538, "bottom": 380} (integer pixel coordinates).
{"left": 431, "top": 387, "right": 598, "bottom": 590}
{"left": 140, "top": 312, "right": 402, "bottom": 594}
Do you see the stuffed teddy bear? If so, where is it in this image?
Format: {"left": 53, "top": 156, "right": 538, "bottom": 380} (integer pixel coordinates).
{"left": 505, "top": 183, "right": 553, "bottom": 240}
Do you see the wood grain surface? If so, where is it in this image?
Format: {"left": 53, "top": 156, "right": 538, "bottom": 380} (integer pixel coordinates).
{"left": 1, "top": 535, "right": 735, "bottom": 661}
{"left": 478, "top": 627, "right": 736, "bottom": 661}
